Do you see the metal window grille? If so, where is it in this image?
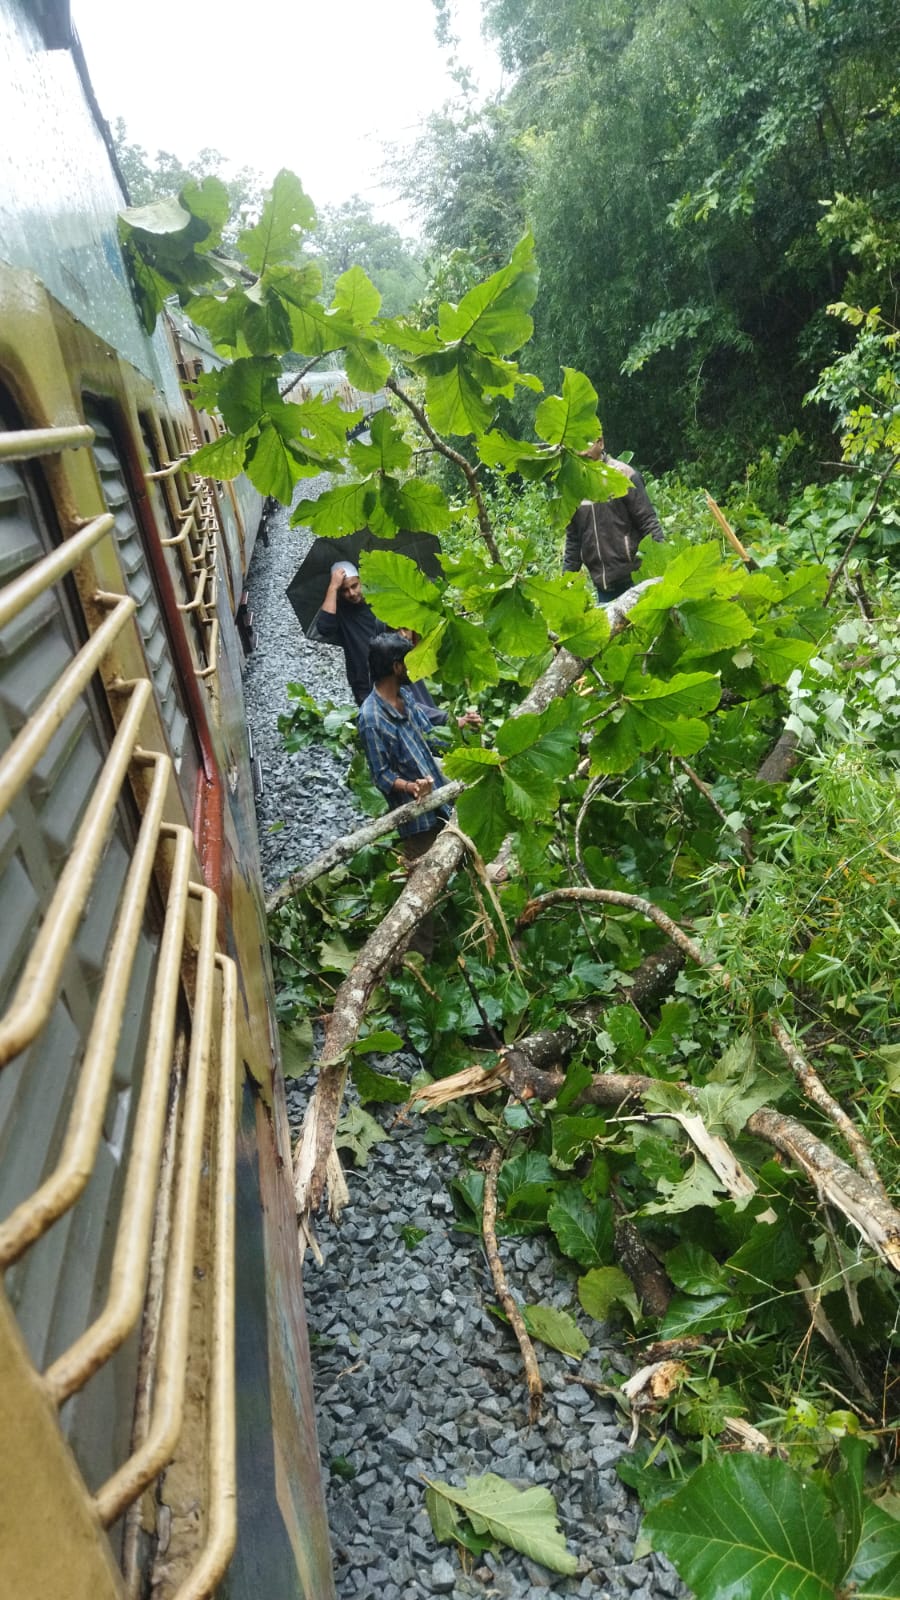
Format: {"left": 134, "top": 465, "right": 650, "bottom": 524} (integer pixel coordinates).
{"left": 0, "top": 422, "right": 237, "bottom": 1599}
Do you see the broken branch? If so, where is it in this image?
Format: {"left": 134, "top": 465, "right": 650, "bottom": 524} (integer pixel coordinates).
{"left": 483, "top": 1147, "right": 543, "bottom": 1422}
{"left": 266, "top": 781, "right": 464, "bottom": 913}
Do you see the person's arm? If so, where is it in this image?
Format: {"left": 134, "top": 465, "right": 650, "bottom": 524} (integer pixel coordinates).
{"left": 321, "top": 566, "right": 344, "bottom": 616}
{"left": 626, "top": 476, "right": 665, "bottom": 543}
{"left": 563, "top": 514, "right": 583, "bottom": 572}
{"left": 357, "top": 712, "right": 432, "bottom": 802}
{"left": 314, "top": 607, "right": 341, "bottom": 643}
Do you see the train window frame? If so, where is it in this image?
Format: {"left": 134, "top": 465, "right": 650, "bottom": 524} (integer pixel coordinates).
{"left": 82, "top": 394, "right": 203, "bottom": 798}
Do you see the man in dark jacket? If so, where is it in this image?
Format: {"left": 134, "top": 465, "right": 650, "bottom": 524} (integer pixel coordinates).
{"left": 563, "top": 438, "right": 664, "bottom": 603}
{"left": 314, "top": 560, "right": 479, "bottom": 728}
{"left": 314, "top": 560, "right": 388, "bottom": 705}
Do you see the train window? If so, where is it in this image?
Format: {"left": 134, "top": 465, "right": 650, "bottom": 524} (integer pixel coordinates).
{"left": 84, "top": 404, "right": 201, "bottom": 787}
{"left": 0, "top": 441, "right": 163, "bottom": 1494}
{"left": 141, "top": 411, "right": 221, "bottom": 685}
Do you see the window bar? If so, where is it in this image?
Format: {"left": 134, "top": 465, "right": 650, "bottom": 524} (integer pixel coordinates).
{"left": 92, "top": 883, "right": 219, "bottom": 1527}
{"left": 0, "top": 677, "right": 153, "bottom": 1069}
{"left": 144, "top": 456, "right": 191, "bottom": 481}
{"left": 195, "top": 619, "right": 219, "bottom": 681}
{"left": 42, "top": 824, "right": 195, "bottom": 1406}
{"left": 171, "top": 953, "right": 237, "bottom": 1600}
{"left": 0, "top": 592, "right": 137, "bottom": 821}
{"left": 0, "top": 748, "right": 172, "bottom": 1266}
{"left": 0, "top": 513, "right": 114, "bottom": 631}
{"left": 0, "top": 425, "right": 95, "bottom": 462}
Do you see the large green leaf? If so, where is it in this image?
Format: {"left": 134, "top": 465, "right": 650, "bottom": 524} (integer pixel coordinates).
{"left": 287, "top": 299, "right": 352, "bottom": 358}
{"left": 486, "top": 584, "right": 548, "bottom": 656}
{"left": 578, "top": 1265, "right": 641, "bottom": 1324}
{"left": 436, "top": 234, "right": 538, "bottom": 356}
{"left": 265, "top": 261, "right": 323, "bottom": 307}
{"left": 521, "top": 573, "right": 590, "bottom": 633}
{"left": 237, "top": 169, "right": 315, "bottom": 274}
{"left": 547, "top": 1187, "right": 614, "bottom": 1268}
{"left": 186, "top": 290, "right": 251, "bottom": 353}
{"left": 344, "top": 334, "right": 392, "bottom": 392}
{"left": 417, "top": 345, "right": 514, "bottom": 436}
{"left": 521, "top": 1304, "right": 589, "bottom": 1359}
{"left": 423, "top": 1474, "right": 577, "bottom": 1576}
{"left": 357, "top": 549, "right": 442, "bottom": 631}
{"left": 291, "top": 480, "right": 372, "bottom": 536}
{"left": 665, "top": 1243, "right": 730, "bottom": 1296}
{"left": 349, "top": 408, "right": 410, "bottom": 474}
{"left": 535, "top": 367, "right": 601, "bottom": 450}
{"left": 678, "top": 598, "right": 755, "bottom": 655}
{"left": 243, "top": 281, "right": 293, "bottom": 355}
{"left": 550, "top": 449, "right": 630, "bottom": 525}
{"left": 632, "top": 543, "right": 728, "bottom": 614}
{"left": 439, "top": 615, "right": 500, "bottom": 690}
{"left": 455, "top": 772, "right": 511, "bottom": 858}
{"left": 495, "top": 696, "right": 585, "bottom": 777}
{"left": 557, "top": 606, "right": 612, "bottom": 658}
{"left": 478, "top": 429, "right": 555, "bottom": 475}
{"left": 368, "top": 474, "right": 452, "bottom": 537}
{"left": 644, "top": 1453, "right": 842, "bottom": 1600}
{"left": 751, "top": 631, "right": 817, "bottom": 683}
{"left": 245, "top": 424, "right": 297, "bottom": 502}
{"left": 502, "top": 759, "right": 558, "bottom": 821}
{"left": 443, "top": 746, "right": 503, "bottom": 783}
{"left": 190, "top": 431, "right": 250, "bottom": 480}
{"left": 289, "top": 392, "right": 360, "bottom": 457}
{"left": 406, "top": 621, "right": 447, "bottom": 680}
{"left": 215, "top": 356, "right": 282, "bottom": 435}
{"left": 350, "top": 1058, "right": 408, "bottom": 1105}
{"left": 846, "top": 1502, "right": 900, "bottom": 1599}
{"left": 332, "top": 263, "right": 381, "bottom": 324}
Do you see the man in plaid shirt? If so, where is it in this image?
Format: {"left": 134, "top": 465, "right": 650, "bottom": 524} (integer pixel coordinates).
{"left": 357, "top": 633, "right": 479, "bottom": 956}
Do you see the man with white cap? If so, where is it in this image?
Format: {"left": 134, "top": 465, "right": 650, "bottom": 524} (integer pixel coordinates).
{"left": 315, "top": 560, "right": 388, "bottom": 706}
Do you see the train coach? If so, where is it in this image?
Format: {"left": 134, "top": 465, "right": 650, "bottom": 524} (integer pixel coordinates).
{"left": 0, "top": 2, "right": 333, "bottom": 1595}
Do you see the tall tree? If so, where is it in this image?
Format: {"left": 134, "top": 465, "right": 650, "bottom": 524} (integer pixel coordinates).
{"left": 312, "top": 198, "right": 424, "bottom": 317}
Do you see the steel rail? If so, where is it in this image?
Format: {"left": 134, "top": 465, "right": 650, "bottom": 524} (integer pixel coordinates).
{"left": 42, "top": 825, "right": 195, "bottom": 1405}
{"left": 93, "top": 882, "right": 219, "bottom": 1526}
{"left": 0, "top": 679, "right": 153, "bottom": 1067}
{"left": 171, "top": 953, "right": 238, "bottom": 1600}
{"left": 0, "top": 749, "right": 172, "bottom": 1261}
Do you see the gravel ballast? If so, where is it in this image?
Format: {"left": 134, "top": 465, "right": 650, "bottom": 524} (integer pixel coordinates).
{"left": 242, "top": 494, "right": 685, "bottom": 1600}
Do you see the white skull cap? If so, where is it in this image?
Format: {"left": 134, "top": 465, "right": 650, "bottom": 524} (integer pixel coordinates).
{"left": 334, "top": 560, "right": 359, "bottom": 579}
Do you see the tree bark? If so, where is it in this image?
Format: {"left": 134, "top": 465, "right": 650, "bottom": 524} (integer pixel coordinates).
{"left": 293, "top": 583, "right": 659, "bottom": 1223}
{"left": 483, "top": 1148, "right": 543, "bottom": 1421}
{"left": 293, "top": 827, "right": 468, "bottom": 1217}
{"left": 266, "top": 782, "right": 465, "bottom": 913}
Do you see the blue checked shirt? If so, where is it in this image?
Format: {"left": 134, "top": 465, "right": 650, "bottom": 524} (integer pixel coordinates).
{"left": 357, "top": 686, "right": 451, "bottom": 838}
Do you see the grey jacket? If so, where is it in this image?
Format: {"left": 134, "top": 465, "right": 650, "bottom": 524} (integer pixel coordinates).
{"left": 563, "top": 454, "right": 664, "bottom": 594}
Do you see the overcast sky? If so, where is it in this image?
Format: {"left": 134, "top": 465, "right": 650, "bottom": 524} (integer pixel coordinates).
{"left": 71, "top": 0, "right": 503, "bottom": 229}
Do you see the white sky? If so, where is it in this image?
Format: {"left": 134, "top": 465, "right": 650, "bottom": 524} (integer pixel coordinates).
{"left": 71, "top": 0, "right": 503, "bottom": 231}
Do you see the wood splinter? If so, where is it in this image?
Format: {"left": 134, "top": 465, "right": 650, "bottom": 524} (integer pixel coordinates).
{"left": 483, "top": 1147, "right": 543, "bottom": 1422}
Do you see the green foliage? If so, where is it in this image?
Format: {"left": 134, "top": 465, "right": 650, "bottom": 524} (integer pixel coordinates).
{"left": 645, "top": 1448, "right": 900, "bottom": 1600}
{"left": 133, "top": 125, "right": 900, "bottom": 1585}
{"left": 424, "top": 1473, "right": 578, "bottom": 1575}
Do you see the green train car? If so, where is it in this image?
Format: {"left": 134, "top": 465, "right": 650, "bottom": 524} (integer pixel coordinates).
{"left": 0, "top": 3, "right": 334, "bottom": 1595}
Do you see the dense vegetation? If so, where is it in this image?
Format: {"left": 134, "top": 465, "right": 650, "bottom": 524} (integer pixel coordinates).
{"left": 407, "top": 0, "right": 900, "bottom": 486}
{"left": 117, "top": 2, "right": 900, "bottom": 1585}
